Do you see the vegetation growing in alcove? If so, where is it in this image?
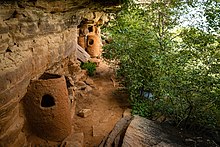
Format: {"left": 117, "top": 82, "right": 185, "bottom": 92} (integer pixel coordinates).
{"left": 103, "top": 0, "right": 220, "bottom": 130}
{"left": 81, "top": 61, "right": 97, "bottom": 76}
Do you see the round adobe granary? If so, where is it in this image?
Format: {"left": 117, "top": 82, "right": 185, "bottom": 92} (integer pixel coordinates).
{"left": 23, "top": 73, "right": 71, "bottom": 141}
{"left": 86, "top": 32, "right": 101, "bottom": 58}
{"left": 78, "top": 36, "right": 86, "bottom": 49}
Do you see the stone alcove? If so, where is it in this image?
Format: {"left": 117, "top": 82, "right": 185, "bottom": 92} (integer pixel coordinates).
{"left": 0, "top": 0, "right": 119, "bottom": 146}
{"left": 77, "top": 19, "right": 103, "bottom": 58}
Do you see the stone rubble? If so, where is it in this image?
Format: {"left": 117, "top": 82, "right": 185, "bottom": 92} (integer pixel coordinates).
{"left": 85, "top": 85, "right": 93, "bottom": 93}
{"left": 85, "top": 77, "right": 94, "bottom": 86}
{"left": 76, "top": 81, "right": 87, "bottom": 90}
{"left": 89, "top": 58, "right": 101, "bottom": 66}
{"left": 122, "top": 108, "right": 132, "bottom": 117}
{"left": 77, "top": 109, "right": 92, "bottom": 118}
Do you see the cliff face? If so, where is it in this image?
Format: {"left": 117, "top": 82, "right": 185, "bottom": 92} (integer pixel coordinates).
{"left": 0, "top": 0, "right": 118, "bottom": 146}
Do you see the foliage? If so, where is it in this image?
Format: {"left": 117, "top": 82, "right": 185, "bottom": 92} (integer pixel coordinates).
{"left": 80, "top": 61, "right": 96, "bottom": 76}
{"left": 204, "top": 0, "right": 220, "bottom": 33}
{"left": 102, "top": 0, "right": 220, "bottom": 129}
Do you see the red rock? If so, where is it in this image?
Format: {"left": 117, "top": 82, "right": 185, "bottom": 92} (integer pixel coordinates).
{"left": 85, "top": 85, "right": 93, "bottom": 93}
{"left": 61, "top": 132, "right": 84, "bottom": 147}
{"left": 10, "top": 132, "right": 27, "bottom": 147}
{"left": 122, "top": 108, "right": 132, "bottom": 117}
{"left": 85, "top": 77, "right": 94, "bottom": 85}
{"left": 89, "top": 58, "right": 101, "bottom": 66}
{"left": 122, "top": 116, "right": 184, "bottom": 147}
{"left": 0, "top": 105, "right": 19, "bottom": 134}
{"left": 77, "top": 109, "right": 92, "bottom": 118}
{"left": 76, "top": 81, "right": 87, "bottom": 90}
{"left": 0, "top": 115, "right": 24, "bottom": 147}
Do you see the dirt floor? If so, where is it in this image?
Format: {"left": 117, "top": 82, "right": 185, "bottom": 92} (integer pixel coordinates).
{"left": 73, "top": 60, "right": 130, "bottom": 147}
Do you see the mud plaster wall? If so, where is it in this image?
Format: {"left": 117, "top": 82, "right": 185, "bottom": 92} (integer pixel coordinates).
{"left": 0, "top": 0, "right": 117, "bottom": 146}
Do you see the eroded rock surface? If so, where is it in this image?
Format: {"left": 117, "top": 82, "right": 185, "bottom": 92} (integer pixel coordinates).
{"left": 122, "top": 116, "right": 186, "bottom": 147}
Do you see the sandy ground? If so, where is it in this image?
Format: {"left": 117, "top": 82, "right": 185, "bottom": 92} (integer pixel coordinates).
{"left": 73, "top": 61, "right": 130, "bottom": 147}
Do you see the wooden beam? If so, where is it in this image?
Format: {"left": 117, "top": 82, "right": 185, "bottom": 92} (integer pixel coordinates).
{"left": 76, "top": 44, "right": 90, "bottom": 63}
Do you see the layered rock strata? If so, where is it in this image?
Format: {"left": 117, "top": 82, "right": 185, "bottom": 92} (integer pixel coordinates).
{"left": 0, "top": 0, "right": 118, "bottom": 146}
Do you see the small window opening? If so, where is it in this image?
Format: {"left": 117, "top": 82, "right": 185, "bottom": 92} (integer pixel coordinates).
{"left": 88, "top": 26, "right": 93, "bottom": 32}
{"left": 6, "top": 48, "right": 12, "bottom": 53}
{"left": 89, "top": 39, "right": 94, "bottom": 45}
{"left": 41, "top": 94, "right": 55, "bottom": 107}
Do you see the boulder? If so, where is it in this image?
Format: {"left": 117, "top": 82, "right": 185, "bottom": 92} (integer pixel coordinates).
{"left": 99, "top": 116, "right": 133, "bottom": 147}
{"left": 76, "top": 81, "right": 87, "bottom": 90}
{"left": 85, "top": 77, "right": 94, "bottom": 85}
{"left": 122, "top": 115, "right": 186, "bottom": 147}
{"left": 122, "top": 108, "right": 132, "bottom": 117}
{"left": 89, "top": 58, "right": 101, "bottom": 66}
{"left": 77, "top": 109, "right": 92, "bottom": 118}
{"left": 85, "top": 85, "right": 93, "bottom": 93}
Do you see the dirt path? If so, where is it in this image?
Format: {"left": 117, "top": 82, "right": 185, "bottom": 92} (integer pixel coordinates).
{"left": 73, "top": 60, "right": 130, "bottom": 147}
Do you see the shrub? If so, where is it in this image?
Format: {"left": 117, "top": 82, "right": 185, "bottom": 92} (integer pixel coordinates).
{"left": 103, "top": 1, "right": 220, "bottom": 129}
{"left": 80, "top": 61, "right": 96, "bottom": 76}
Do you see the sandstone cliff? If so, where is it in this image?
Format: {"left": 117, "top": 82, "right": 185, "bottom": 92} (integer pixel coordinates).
{"left": 0, "top": 0, "right": 120, "bottom": 146}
